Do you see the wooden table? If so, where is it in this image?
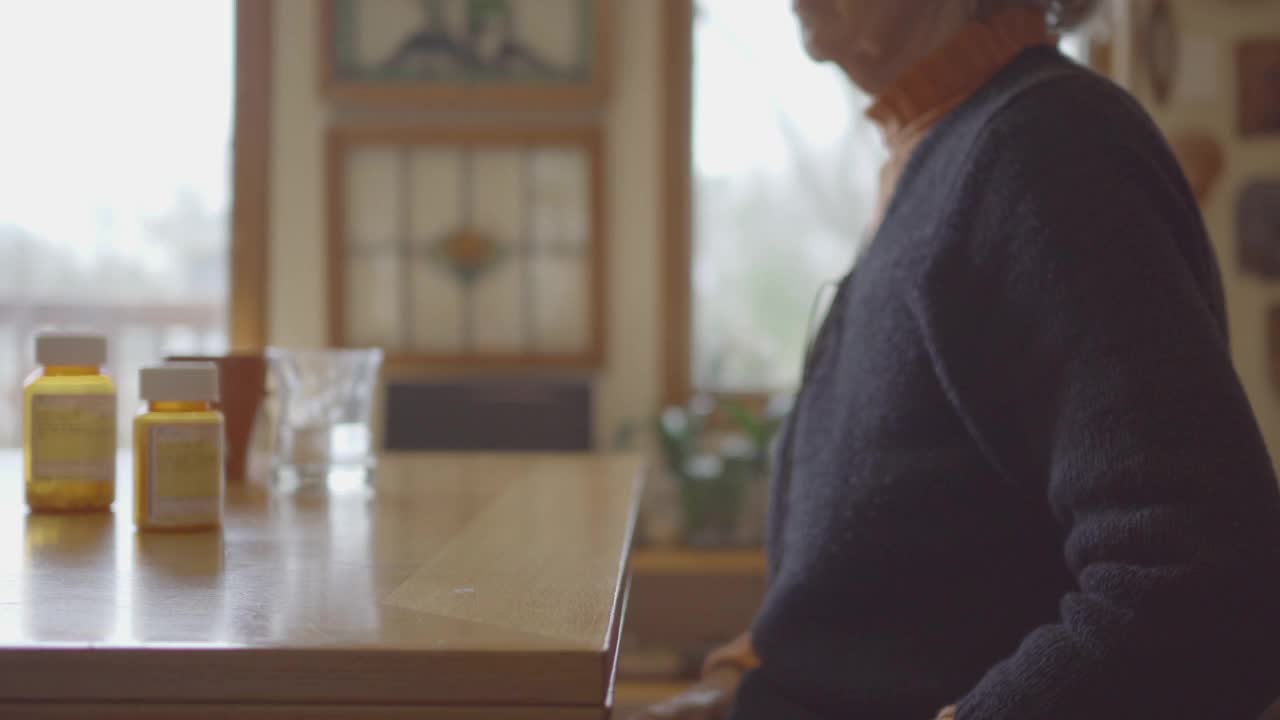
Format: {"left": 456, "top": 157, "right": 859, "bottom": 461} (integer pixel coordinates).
{"left": 0, "top": 451, "right": 644, "bottom": 719}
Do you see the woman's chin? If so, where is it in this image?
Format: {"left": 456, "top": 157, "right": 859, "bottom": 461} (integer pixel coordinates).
{"left": 802, "top": 43, "right": 829, "bottom": 63}
{"left": 799, "top": 31, "right": 836, "bottom": 63}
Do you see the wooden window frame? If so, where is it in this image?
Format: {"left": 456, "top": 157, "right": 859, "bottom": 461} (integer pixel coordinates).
{"left": 230, "top": 0, "right": 273, "bottom": 351}
{"left": 661, "top": 0, "right": 694, "bottom": 407}
{"left": 325, "top": 124, "right": 607, "bottom": 373}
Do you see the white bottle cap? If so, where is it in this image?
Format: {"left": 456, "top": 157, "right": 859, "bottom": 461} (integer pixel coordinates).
{"left": 140, "top": 363, "right": 220, "bottom": 403}
{"left": 35, "top": 332, "right": 107, "bottom": 367}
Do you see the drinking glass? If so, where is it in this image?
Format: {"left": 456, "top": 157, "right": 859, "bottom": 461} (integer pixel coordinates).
{"left": 266, "top": 348, "right": 382, "bottom": 492}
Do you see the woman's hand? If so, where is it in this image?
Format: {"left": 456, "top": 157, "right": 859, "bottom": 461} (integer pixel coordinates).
{"left": 625, "top": 665, "right": 743, "bottom": 720}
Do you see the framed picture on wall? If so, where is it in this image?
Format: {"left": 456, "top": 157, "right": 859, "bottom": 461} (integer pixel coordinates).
{"left": 1141, "top": 0, "right": 1179, "bottom": 106}
{"left": 326, "top": 124, "right": 605, "bottom": 370}
{"left": 320, "top": 0, "right": 611, "bottom": 108}
{"left": 1238, "top": 38, "right": 1280, "bottom": 137}
{"left": 1238, "top": 179, "right": 1280, "bottom": 277}
{"left": 1269, "top": 304, "right": 1280, "bottom": 397}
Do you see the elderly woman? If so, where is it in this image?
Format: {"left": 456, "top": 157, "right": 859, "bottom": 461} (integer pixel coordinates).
{"left": 633, "top": 1, "right": 1280, "bottom": 719}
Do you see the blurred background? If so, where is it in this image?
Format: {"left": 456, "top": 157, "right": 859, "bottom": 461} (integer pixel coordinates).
{"left": 2, "top": 0, "right": 1279, "bottom": 714}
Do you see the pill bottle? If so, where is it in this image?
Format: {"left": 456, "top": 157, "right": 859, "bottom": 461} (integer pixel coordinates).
{"left": 134, "top": 363, "right": 224, "bottom": 531}
{"left": 24, "top": 333, "right": 116, "bottom": 512}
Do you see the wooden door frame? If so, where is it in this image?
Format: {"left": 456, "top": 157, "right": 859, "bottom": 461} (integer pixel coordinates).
{"left": 230, "top": 0, "right": 273, "bottom": 351}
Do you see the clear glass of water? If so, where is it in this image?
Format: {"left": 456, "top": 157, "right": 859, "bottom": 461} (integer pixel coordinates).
{"left": 266, "top": 348, "right": 382, "bottom": 493}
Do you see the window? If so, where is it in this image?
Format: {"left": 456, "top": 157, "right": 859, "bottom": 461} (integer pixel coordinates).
{"left": 0, "top": 0, "right": 237, "bottom": 446}
{"left": 688, "top": 0, "right": 885, "bottom": 395}
{"left": 668, "top": 2, "right": 1105, "bottom": 401}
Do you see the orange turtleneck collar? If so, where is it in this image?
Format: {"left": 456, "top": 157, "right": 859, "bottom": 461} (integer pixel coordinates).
{"left": 864, "top": 8, "right": 1054, "bottom": 229}
{"left": 867, "top": 8, "right": 1054, "bottom": 142}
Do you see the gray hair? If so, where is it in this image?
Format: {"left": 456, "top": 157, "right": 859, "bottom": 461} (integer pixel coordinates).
{"left": 980, "top": 0, "right": 1104, "bottom": 30}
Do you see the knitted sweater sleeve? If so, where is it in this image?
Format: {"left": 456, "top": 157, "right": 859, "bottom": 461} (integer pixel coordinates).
{"left": 908, "top": 83, "right": 1280, "bottom": 719}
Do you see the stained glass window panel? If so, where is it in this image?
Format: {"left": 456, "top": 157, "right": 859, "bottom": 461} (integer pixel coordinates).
{"left": 345, "top": 255, "right": 401, "bottom": 347}
{"left": 407, "top": 148, "right": 463, "bottom": 249}
{"left": 346, "top": 148, "right": 399, "bottom": 251}
{"left": 336, "top": 131, "right": 598, "bottom": 363}
{"left": 409, "top": 263, "right": 462, "bottom": 352}
{"left": 531, "top": 257, "right": 589, "bottom": 353}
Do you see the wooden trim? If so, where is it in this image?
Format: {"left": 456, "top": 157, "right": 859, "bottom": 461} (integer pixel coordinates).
{"left": 0, "top": 704, "right": 606, "bottom": 720}
{"left": 615, "top": 681, "right": 689, "bottom": 710}
{"left": 327, "top": 125, "right": 604, "bottom": 146}
{"left": 630, "top": 548, "right": 766, "bottom": 577}
{"left": 326, "top": 128, "right": 347, "bottom": 350}
{"left": 230, "top": 0, "right": 272, "bottom": 351}
{"left": 587, "top": 120, "right": 608, "bottom": 369}
{"left": 381, "top": 353, "right": 601, "bottom": 374}
{"left": 319, "top": 0, "right": 612, "bottom": 110}
{"left": 661, "top": 0, "right": 694, "bottom": 406}
{"left": 602, "top": 569, "right": 634, "bottom": 714}
{"left": 1086, "top": 39, "right": 1113, "bottom": 78}
{"left": 326, "top": 124, "right": 606, "bottom": 370}
{"left": 318, "top": 0, "right": 338, "bottom": 104}
{"left": 593, "top": 0, "right": 616, "bottom": 113}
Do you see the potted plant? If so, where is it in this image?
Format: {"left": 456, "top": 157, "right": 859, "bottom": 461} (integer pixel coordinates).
{"left": 647, "top": 394, "right": 789, "bottom": 547}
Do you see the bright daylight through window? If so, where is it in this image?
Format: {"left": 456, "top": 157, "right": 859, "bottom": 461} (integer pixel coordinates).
{"left": 0, "top": 0, "right": 234, "bottom": 446}
{"left": 691, "top": 0, "right": 885, "bottom": 393}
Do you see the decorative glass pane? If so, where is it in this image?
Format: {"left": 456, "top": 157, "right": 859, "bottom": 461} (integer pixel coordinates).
{"left": 530, "top": 148, "right": 589, "bottom": 251}
{"left": 471, "top": 149, "right": 525, "bottom": 252}
{"left": 408, "top": 148, "right": 463, "bottom": 250}
{"left": 471, "top": 260, "right": 522, "bottom": 352}
{"left": 346, "top": 255, "right": 401, "bottom": 347}
{"left": 692, "top": 0, "right": 884, "bottom": 392}
{"left": 334, "top": 130, "right": 598, "bottom": 364}
{"left": 531, "top": 257, "right": 588, "bottom": 353}
{"left": 346, "top": 147, "right": 399, "bottom": 250}
{"left": 344, "top": 0, "right": 423, "bottom": 70}
{"left": 336, "top": 0, "right": 594, "bottom": 84}
{"left": 409, "top": 261, "right": 464, "bottom": 353}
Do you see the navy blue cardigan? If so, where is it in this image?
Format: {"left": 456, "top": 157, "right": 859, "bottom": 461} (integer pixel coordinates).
{"left": 732, "top": 47, "right": 1280, "bottom": 720}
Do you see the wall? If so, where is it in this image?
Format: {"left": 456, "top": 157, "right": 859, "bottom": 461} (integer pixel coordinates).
{"left": 1127, "top": 1, "right": 1280, "bottom": 468}
{"left": 267, "top": 0, "right": 663, "bottom": 444}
